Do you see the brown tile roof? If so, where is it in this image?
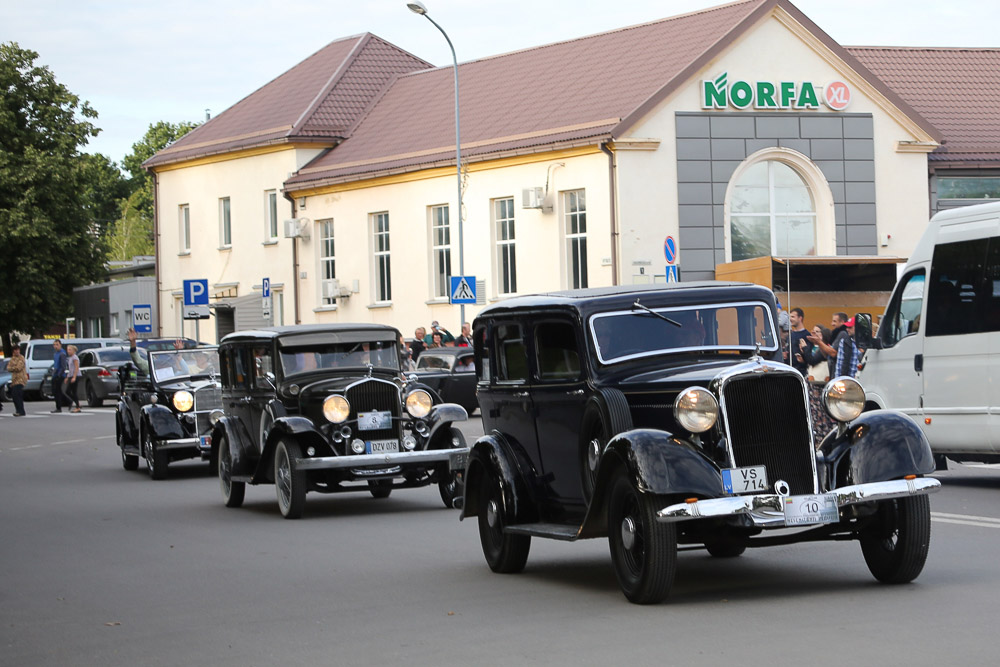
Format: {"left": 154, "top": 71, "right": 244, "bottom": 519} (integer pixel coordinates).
{"left": 145, "top": 34, "right": 431, "bottom": 169}
{"left": 847, "top": 47, "right": 1000, "bottom": 165}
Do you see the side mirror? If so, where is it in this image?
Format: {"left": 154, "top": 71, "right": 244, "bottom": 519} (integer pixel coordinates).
{"left": 853, "top": 313, "right": 879, "bottom": 350}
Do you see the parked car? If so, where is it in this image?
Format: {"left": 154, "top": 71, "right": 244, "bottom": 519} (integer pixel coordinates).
{"left": 461, "top": 282, "right": 941, "bottom": 604}
{"left": 211, "top": 324, "right": 470, "bottom": 519}
{"left": 411, "top": 347, "right": 478, "bottom": 413}
{"left": 20, "top": 337, "right": 122, "bottom": 397}
{"left": 0, "top": 358, "right": 10, "bottom": 402}
{"left": 115, "top": 346, "right": 222, "bottom": 479}
{"left": 78, "top": 346, "right": 134, "bottom": 407}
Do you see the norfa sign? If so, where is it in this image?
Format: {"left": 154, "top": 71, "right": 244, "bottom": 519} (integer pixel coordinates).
{"left": 702, "top": 72, "right": 852, "bottom": 111}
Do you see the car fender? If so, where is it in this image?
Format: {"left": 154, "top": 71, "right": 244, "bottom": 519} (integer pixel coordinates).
{"left": 211, "top": 416, "right": 258, "bottom": 478}
{"left": 256, "top": 416, "right": 329, "bottom": 483}
{"left": 139, "top": 404, "right": 184, "bottom": 440}
{"left": 116, "top": 399, "right": 139, "bottom": 445}
{"left": 819, "top": 409, "right": 935, "bottom": 488}
{"left": 425, "top": 403, "right": 469, "bottom": 449}
{"left": 579, "top": 428, "right": 723, "bottom": 539}
{"left": 460, "top": 432, "right": 538, "bottom": 524}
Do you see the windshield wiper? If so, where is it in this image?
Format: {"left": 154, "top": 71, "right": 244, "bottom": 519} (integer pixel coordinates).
{"left": 632, "top": 299, "right": 682, "bottom": 328}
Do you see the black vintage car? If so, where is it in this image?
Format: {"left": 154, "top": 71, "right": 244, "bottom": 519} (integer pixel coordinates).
{"left": 116, "top": 346, "right": 223, "bottom": 479}
{"left": 462, "top": 283, "right": 940, "bottom": 604}
{"left": 412, "top": 347, "right": 478, "bottom": 414}
{"left": 212, "top": 324, "right": 469, "bottom": 519}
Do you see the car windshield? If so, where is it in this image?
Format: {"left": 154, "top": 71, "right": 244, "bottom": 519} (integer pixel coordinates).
{"left": 590, "top": 301, "right": 778, "bottom": 364}
{"left": 416, "top": 354, "right": 454, "bottom": 371}
{"left": 98, "top": 349, "right": 132, "bottom": 363}
{"left": 279, "top": 340, "right": 400, "bottom": 376}
{"left": 149, "top": 349, "right": 220, "bottom": 382}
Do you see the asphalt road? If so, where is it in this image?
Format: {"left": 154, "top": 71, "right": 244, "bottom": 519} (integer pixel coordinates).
{"left": 3, "top": 401, "right": 1000, "bottom": 666}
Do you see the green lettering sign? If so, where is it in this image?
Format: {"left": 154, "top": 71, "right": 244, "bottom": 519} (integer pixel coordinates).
{"left": 797, "top": 81, "right": 819, "bottom": 108}
{"left": 703, "top": 77, "right": 727, "bottom": 108}
{"left": 780, "top": 81, "right": 796, "bottom": 108}
{"left": 730, "top": 80, "right": 753, "bottom": 109}
{"left": 756, "top": 81, "right": 777, "bottom": 108}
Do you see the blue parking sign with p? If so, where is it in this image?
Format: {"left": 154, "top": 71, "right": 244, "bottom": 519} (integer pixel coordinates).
{"left": 183, "top": 279, "right": 209, "bottom": 306}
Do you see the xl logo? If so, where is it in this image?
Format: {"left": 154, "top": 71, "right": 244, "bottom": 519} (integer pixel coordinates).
{"left": 824, "top": 81, "right": 851, "bottom": 111}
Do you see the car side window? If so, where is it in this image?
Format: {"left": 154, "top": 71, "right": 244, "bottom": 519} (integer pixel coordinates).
{"left": 474, "top": 326, "right": 490, "bottom": 382}
{"left": 880, "top": 270, "right": 925, "bottom": 347}
{"left": 495, "top": 323, "right": 528, "bottom": 383}
{"left": 252, "top": 345, "right": 273, "bottom": 390}
{"left": 534, "top": 321, "right": 581, "bottom": 382}
{"left": 985, "top": 237, "right": 1000, "bottom": 333}
{"left": 926, "top": 238, "right": 987, "bottom": 337}
{"left": 220, "top": 347, "right": 250, "bottom": 390}
{"left": 79, "top": 351, "right": 94, "bottom": 366}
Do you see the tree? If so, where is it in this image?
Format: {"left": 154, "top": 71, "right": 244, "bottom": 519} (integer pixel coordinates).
{"left": 0, "top": 42, "right": 111, "bottom": 355}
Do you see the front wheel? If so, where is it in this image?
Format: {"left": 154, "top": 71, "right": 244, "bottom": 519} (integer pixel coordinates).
{"left": 218, "top": 436, "right": 245, "bottom": 508}
{"left": 275, "top": 439, "right": 306, "bottom": 519}
{"left": 607, "top": 472, "right": 677, "bottom": 604}
{"left": 368, "top": 479, "right": 393, "bottom": 499}
{"left": 118, "top": 418, "right": 138, "bottom": 471}
{"left": 143, "top": 428, "right": 167, "bottom": 480}
{"left": 860, "top": 495, "right": 931, "bottom": 583}
{"left": 478, "top": 469, "right": 530, "bottom": 573}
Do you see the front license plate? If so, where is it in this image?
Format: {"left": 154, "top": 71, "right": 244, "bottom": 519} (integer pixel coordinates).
{"left": 367, "top": 439, "right": 399, "bottom": 454}
{"left": 199, "top": 435, "right": 212, "bottom": 449}
{"left": 722, "top": 466, "right": 768, "bottom": 494}
{"left": 783, "top": 494, "right": 839, "bottom": 526}
{"left": 358, "top": 411, "right": 392, "bottom": 431}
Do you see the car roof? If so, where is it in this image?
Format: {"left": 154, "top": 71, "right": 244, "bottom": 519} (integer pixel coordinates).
{"left": 419, "top": 347, "right": 472, "bottom": 356}
{"left": 221, "top": 323, "right": 402, "bottom": 345}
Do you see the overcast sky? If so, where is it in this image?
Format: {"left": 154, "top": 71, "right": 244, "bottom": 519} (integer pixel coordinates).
{"left": 5, "top": 0, "right": 997, "bottom": 165}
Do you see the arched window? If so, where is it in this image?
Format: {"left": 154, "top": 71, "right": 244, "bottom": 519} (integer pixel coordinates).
{"left": 725, "top": 148, "right": 834, "bottom": 261}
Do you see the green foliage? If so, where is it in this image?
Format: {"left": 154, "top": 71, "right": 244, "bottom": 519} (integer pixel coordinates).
{"left": 0, "top": 42, "right": 115, "bottom": 347}
{"left": 105, "top": 189, "right": 154, "bottom": 259}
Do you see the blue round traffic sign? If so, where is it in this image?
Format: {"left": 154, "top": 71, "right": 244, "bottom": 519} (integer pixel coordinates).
{"left": 665, "top": 236, "right": 677, "bottom": 264}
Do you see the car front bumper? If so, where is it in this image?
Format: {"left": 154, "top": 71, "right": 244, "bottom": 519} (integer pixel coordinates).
{"left": 657, "top": 477, "right": 941, "bottom": 528}
{"left": 158, "top": 435, "right": 212, "bottom": 457}
{"left": 295, "top": 448, "right": 468, "bottom": 472}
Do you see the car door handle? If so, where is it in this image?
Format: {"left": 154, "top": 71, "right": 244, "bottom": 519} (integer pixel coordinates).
{"left": 566, "top": 389, "right": 584, "bottom": 396}
{"left": 914, "top": 354, "right": 923, "bottom": 373}
{"left": 513, "top": 391, "right": 529, "bottom": 398}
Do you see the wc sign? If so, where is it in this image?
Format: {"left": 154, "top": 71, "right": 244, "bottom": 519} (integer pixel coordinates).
{"left": 132, "top": 304, "right": 152, "bottom": 333}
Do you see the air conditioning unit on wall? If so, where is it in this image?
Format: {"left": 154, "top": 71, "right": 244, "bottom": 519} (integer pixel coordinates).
{"left": 522, "top": 187, "right": 544, "bottom": 209}
{"left": 322, "top": 279, "right": 352, "bottom": 300}
{"left": 283, "top": 217, "right": 311, "bottom": 239}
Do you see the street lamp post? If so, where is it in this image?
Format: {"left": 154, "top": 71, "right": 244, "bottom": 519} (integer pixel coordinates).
{"left": 407, "top": 1, "right": 465, "bottom": 327}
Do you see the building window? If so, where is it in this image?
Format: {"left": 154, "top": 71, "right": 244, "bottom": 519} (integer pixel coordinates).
{"left": 938, "top": 177, "right": 1000, "bottom": 199}
{"left": 319, "top": 219, "right": 337, "bottom": 305}
{"left": 89, "top": 317, "right": 103, "bottom": 337}
{"left": 179, "top": 204, "right": 190, "bottom": 253}
{"left": 219, "top": 197, "right": 232, "bottom": 248}
{"left": 110, "top": 313, "right": 119, "bottom": 336}
{"left": 565, "top": 189, "right": 587, "bottom": 289}
{"left": 494, "top": 197, "right": 516, "bottom": 295}
{"left": 431, "top": 205, "right": 451, "bottom": 299}
{"left": 265, "top": 190, "right": 279, "bottom": 240}
{"left": 728, "top": 160, "right": 816, "bottom": 261}
{"left": 372, "top": 212, "right": 391, "bottom": 303}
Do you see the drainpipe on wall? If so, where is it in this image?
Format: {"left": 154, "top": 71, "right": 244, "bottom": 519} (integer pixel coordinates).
{"left": 152, "top": 170, "right": 162, "bottom": 336}
{"left": 600, "top": 142, "right": 619, "bottom": 286}
{"left": 282, "top": 191, "right": 301, "bottom": 324}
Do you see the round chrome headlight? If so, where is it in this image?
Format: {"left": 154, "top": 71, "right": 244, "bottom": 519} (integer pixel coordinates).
{"left": 405, "top": 390, "right": 433, "bottom": 418}
{"left": 673, "top": 386, "right": 719, "bottom": 433}
{"left": 322, "top": 394, "right": 351, "bottom": 423}
{"left": 823, "top": 377, "right": 865, "bottom": 422}
{"left": 172, "top": 390, "right": 194, "bottom": 412}
{"left": 209, "top": 409, "right": 224, "bottom": 425}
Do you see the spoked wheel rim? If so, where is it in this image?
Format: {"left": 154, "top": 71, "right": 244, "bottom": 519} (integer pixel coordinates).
{"left": 275, "top": 445, "right": 292, "bottom": 511}
{"left": 143, "top": 431, "right": 153, "bottom": 472}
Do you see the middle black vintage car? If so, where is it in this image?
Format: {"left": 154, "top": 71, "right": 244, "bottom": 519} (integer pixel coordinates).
{"left": 211, "top": 324, "right": 469, "bottom": 519}
{"left": 462, "top": 282, "right": 940, "bottom": 604}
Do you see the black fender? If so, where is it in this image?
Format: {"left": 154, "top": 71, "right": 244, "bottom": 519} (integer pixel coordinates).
{"left": 139, "top": 404, "right": 184, "bottom": 440}
{"left": 256, "top": 416, "right": 329, "bottom": 483}
{"left": 211, "top": 416, "right": 258, "bottom": 478}
{"left": 580, "top": 428, "right": 723, "bottom": 539}
{"left": 116, "top": 400, "right": 139, "bottom": 446}
{"left": 819, "top": 409, "right": 935, "bottom": 488}
{"left": 425, "top": 402, "right": 468, "bottom": 449}
{"left": 460, "top": 431, "right": 539, "bottom": 524}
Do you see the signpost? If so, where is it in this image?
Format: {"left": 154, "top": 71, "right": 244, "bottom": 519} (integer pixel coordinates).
{"left": 262, "top": 277, "right": 272, "bottom": 324}
{"left": 450, "top": 276, "right": 477, "bottom": 305}
{"left": 664, "top": 236, "right": 679, "bottom": 283}
{"left": 132, "top": 304, "right": 152, "bottom": 334}
{"left": 183, "top": 278, "right": 210, "bottom": 342}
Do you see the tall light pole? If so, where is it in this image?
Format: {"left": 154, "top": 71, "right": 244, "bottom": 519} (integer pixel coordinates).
{"left": 407, "top": 1, "right": 466, "bottom": 326}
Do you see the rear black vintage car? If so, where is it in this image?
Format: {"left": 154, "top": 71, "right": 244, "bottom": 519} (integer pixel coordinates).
{"left": 463, "top": 282, "right": 940, "bottom": 604}
{"left": 116, "top": 346, "right": 222, "bottom": 479}
{"left": 212, "top": 324, "right": 469, "bottom": 519}
{"left": 411, "top": 346, "right": 478, "bottom": 414}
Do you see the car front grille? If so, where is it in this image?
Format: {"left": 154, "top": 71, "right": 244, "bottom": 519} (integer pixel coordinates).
{"left": 347, "top": 379, "right": 401, "bottom": 441}
{"left": 194, "top": 385, "right": 222, "bottom": 413}
{"left": 721, "top": 372, "right": 815, "bottom": 495}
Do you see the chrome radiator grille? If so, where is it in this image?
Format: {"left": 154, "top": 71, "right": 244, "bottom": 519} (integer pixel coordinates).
{"left": 721, "top": 373, "right": 815, "bottom": 495}
{"left": 194, "top": 385, "right": 222, "bottom": 413}
{"left": 347, "top": 379, "right": 401, "bottom": 440}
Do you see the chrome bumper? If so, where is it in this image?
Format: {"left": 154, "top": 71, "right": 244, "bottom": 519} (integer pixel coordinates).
{"left": 657, "top": 477, "right": 941, "bottom": 527}
{"left": 295, "top": 448, "right": 469, "bottom": 472}
{"left": 159, "top": 437, "right": 208, "bottom": 452}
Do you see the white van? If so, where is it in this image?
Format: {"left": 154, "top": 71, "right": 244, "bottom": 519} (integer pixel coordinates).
{"left": 857, "top": 200, "right": 1000, "bottom": 464}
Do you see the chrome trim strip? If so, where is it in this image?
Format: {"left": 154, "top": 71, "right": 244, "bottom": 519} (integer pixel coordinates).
{"left": 656, "top": 477, "right": 941, "bottom": 526}
{"left": 295, "top": 448, "right": 469, "bottom": 471}
{"left": 158, "top": 438, "right": 202, "bottom": 451}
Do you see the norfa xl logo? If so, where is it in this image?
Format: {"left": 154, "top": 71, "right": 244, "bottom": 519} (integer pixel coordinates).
{"left": 702, "top": 72, "right": 852, "bottom": 111}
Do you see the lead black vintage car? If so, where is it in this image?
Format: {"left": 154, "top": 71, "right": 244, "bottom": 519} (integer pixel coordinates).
{"left": 462, "top": 282, "right": 940, "bottom": 604}
{"left": 116, "top": 346, "right": 223, "bottom": 479}
{"left": 212, "top": 324, "right": 469, "bottom": 519}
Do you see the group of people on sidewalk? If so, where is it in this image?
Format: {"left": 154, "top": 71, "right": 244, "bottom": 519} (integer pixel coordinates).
{"left": 49, "top": 339, "right": 83, "bottom": 414}
{"left": 400, "top": 320, "right": 472, "bottom": 370}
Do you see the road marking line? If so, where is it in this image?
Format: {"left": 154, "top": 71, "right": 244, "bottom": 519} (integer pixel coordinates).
{"left": 8, "top": 444, "right": 44, "bottom": 451}
{"left": 932, "top": 511, "right": 1000, "bottom": 524}
{"left": 51, "top": 439, "right": 87, "bottom": 445}
{"left": 932, "top": 517, "right": 1000, "bottom": 529}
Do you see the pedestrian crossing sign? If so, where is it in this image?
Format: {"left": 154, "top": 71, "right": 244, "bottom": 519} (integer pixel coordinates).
{"left": 666, "top": 265, "right": 679, "bottom": 283}
{"left": 450, "top": 276, "right": 477, "bottom": 304}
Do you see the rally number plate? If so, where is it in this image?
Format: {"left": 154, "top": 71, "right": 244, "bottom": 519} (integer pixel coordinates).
{"left": 358, "top": 411, "right": 392, "bottom": 431}
{"left": 783, "top": 494, "right": 839, "bottom": 526}
{"left": 722, "top": 466, "right": 768, "bottom": 494}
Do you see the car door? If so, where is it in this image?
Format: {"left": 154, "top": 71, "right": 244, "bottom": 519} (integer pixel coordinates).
{"left": 482, "top": 320, "right": 541, "bottom": 473}
{"left": 985, "top": 237, "right": 1000, "bottom": 451}
{"left": 221, "top": 345, "right": 258, "bottom": 454}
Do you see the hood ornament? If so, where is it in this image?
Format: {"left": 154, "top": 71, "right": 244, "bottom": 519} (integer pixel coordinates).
{"left": 366, "top": 362, "right": 374, "bottom": 378}
{"left": 751, "top": 341, "right": 761, "bottom": 361}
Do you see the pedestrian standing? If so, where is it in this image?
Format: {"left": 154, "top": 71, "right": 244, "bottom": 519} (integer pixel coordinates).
{"left": 50, "top": 339, "right": 67, "bottom": 413}
{"left": 7, "top": 346, "right": 27, "bottom": 416}
{"left": 65, "top": 344, "right": 82, "bottom": 413}
{"left": 833, "top": 317, "right": 860, "bottom": 378}
{"left": 411, "top": 327, "right": 427, "bottom": 363}
{"left": 455, "top": 322, "right": 472, "bottom": 347}
{"left": 788, "top": 307, "right": 809, "bottom": 376}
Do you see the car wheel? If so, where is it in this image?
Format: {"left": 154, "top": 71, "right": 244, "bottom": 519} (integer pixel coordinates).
{"left": 607, "top": 471, "right": 676, "bottom": 604}
{"left": 143, "top": 427, "right": 167, "bottom": 480}
{"left": 274, "top": 439, "right": 306, "bottom": 519}
{"left": 580, "top": 390, "right": 632, "bottom": 502}
{"left": 368, "top": 479, "right": 393, "bottom": 499}
{"left": 438, "top": 427, "right": 466, "bottom": 509}
{"left": 478, "top": 469, "right": 530, "bottom": 573}
{"left": 118, "top": 418, "right": 138, "bottom": 471}
{"left": 860, "top": 495, "right": 931, "bottom": 584}
{"left": 40, "top": 378, "right": 54, "bottom": 401}
{"left": 86, "top": 381, "right": 103, "bottom": 408}
{"left": 218, "top": 436, "right": 245, "bottom": 508}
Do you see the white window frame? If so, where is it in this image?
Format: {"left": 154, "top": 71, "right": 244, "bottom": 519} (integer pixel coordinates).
{"left": 179, "top": 204, "right": 190, "bottom": 254}
{"left": 493, "top": 197, "right": 517, "bottom": 295}
{"left": 265, "top": 190, "right": 279, "bottom": 242}
{"left": 219, "top": 196, "right": 232, "bottom": 248}
{"left": 371, "top": 212, "right": 391, "bottom": 304}
{"left": 724, "top": 147, "right": 835, "bottom": 262}
{"left": 430, "top": 204, "right": 452, "bottom": 299}
{"left": 318, "top": 219, "right": 337, "bottom": 306}
{"left": 564, "top": 189, "right": 588, "bottom": 289}
{"left": 110, "top": 312, "right": 119, "bottom": 336}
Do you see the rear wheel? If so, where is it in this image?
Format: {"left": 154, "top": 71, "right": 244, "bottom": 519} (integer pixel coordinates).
{"left": 607, "top": 472, "right": 676, "bottom": 604}
{"left": 143, "top": 428, "right": 167, "bottom": 480}
{"left": 274, "top": 439, "right": 306, "bottom": 519}
{"left": 478, "top": 469, "right": 530, "bottom": 573}
{"left": 218, "top": 436, "right": 245, "bottom": 508}
{"left": 86, "top": 381, "right": 103, "bottom": 408}
{"left": 368, "top": 479, "right": 393, "bottom": 499}
{"left": 860, "top": 495, "right": 931, "bottom": 583}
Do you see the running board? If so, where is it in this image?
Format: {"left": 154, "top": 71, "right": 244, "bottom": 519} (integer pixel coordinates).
{"left": 505, "top": 523, "right": 582, "bottom": 541}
